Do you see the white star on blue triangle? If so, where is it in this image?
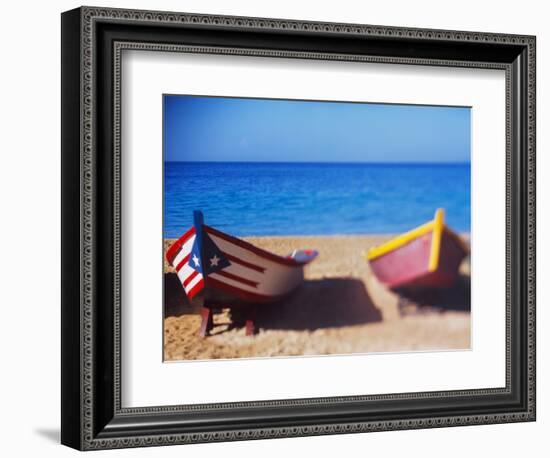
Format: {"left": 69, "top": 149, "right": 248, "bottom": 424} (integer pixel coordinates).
{"left": 188, "top": 231, "right": 231, "bottom": 275}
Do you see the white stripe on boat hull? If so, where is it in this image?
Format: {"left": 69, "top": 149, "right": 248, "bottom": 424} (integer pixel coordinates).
{"left": 183, "top": 272, "right": 203, "bottom": 294}
{"left": 172, "top": 235, "right": 196, "bottom": 267}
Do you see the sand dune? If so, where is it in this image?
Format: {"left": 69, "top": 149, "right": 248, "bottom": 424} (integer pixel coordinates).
{"left": 163, "top": 235, "right": 470, "bottom": 361}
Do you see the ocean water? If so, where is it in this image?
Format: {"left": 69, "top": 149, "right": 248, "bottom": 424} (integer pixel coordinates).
{"left": 164, "top": 162, "right": 470, "bottom": 238}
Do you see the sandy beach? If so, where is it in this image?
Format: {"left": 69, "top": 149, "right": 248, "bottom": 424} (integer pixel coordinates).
{"left": 163, "top": 235, "right": 470, "bottom": 361}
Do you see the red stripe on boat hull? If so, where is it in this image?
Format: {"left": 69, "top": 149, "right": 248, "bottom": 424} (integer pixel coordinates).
{"left": 222, "top": 252, "right": 266, "bottom": 273}
{"left": 175, "top": 254, "right": 191, "bottom": 272}
{"left": 205, "top": 225, "right": 313, "bottom": 267}
{"left": 214, "top": 270, "right": 259, "bottom": 288}
{"left": 182, "top": 270, "right": 199, "bottom": 287}
{"left": 166, "top": 226, "right": 196, "bottom": 264}
{"left": 205, "top": 277, "right": 291, "bottom": 304}
{"left": 186, "top": 279, "right": 204, "bottom": 300}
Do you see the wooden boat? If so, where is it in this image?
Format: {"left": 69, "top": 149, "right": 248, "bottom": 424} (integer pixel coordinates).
{"left": 365, "top": 209, "right": 468, "bottom": 290}
{"left": 166, "top": 211, "right": 318, "bottom": 336}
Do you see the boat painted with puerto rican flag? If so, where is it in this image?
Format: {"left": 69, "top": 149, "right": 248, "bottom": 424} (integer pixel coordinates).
{"left": 166, "top": 211, "right": 318, "bottom": 335}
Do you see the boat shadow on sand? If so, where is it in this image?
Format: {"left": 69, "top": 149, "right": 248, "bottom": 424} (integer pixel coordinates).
{"left": 394, "top": 273, "right": 471, "bottom": 316}
{"left": 164, "top": 273, "right": 197, "bottom": 317}
{"left": 255, "top": 278, "right": 382, "bottom": 331}
{"left": 164, "top": 273, "right": 382, "bottom": 332}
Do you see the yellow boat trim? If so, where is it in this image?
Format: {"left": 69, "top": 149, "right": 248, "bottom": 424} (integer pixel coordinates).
{"left": 366, "top": 219, "right": 435, "bottom": 261}
{"left": 428, "top": 208, "right": 445, "bottom": 272}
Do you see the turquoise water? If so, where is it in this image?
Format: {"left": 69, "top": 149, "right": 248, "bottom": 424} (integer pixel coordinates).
{"left": 164, "top": 162, "right": 470, "bottom": 238}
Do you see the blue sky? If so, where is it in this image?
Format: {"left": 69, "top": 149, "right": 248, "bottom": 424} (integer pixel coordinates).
{"left": 164, "top": 95, "right": 470, "bottom": 163}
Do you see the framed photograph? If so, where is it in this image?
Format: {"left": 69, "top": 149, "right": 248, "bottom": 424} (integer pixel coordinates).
{"left": 61, "top": 6, "right": 536, "bottom": 450}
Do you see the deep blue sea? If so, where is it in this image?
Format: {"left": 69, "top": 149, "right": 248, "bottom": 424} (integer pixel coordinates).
{"left": 164, "top": 162, "right": 470, "bottom": 238}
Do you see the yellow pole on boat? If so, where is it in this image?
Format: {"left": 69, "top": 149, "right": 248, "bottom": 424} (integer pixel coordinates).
{"left": 428, "top": 208, "right": 445, "bottom": 272}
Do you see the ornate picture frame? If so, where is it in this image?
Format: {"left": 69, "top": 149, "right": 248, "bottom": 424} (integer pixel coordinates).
{"left": 61, "top": 6, "right": 536, "bottom": 450}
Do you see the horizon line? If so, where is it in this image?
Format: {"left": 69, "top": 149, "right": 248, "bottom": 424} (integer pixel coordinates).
{"left": 164, "top": 160, "right": 471, "bottom": 165}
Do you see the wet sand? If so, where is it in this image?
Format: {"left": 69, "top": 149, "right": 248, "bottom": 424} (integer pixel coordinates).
{"left": 163, "top": 235, "right": 470, "bottom": 361}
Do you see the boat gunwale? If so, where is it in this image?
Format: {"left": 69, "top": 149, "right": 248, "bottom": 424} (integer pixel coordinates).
{"left": 366, "top": 209, "right": 469, "bottom": 264}
{"left": 204, "top": 224, "right": 318, "bottom": 268}
{"left": 166, "top": 226, "right": 196, "bottom": 264}
{"left": 365, "top": 220, "right": 435, "bottom": 262}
